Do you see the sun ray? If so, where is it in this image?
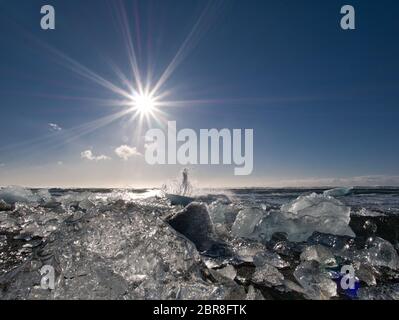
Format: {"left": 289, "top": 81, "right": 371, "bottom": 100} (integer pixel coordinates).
{"left": 111, "top": 0, "right": 144, "bottom": 95}
{"left": 150, "top": 0, "right": 225, "bottom": 97}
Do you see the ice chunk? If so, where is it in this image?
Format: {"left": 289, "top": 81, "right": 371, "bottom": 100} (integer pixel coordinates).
{"left": 215, "top": 265, "right": 237, "bottom": 280}
{"left": 281, "top": 193, "right": 351, "bottom": 220}
{"left": 3, "top": 197, "right": 243, "bottom": 300}
{"left": 357, "top": 284, "right": 399, "bottom": 300}
{"left": 208, "top": 201, "right": 240, "bottom": 238}
{"left": 336, "top": 237, "right": 399, "bottom": 270}
{"left": 78, "top": 198, "right": 95, "bottom": 211}
{"left": 253, "top": 251, "right": 290, "bottom": 269}
{"left": 135, "top": 278, "right": 213, "bottom": 300}
{"left": 208, "top": 201, "right": 239, "bottom": 226}
{"left": 232, "top": 240, "right": 268, "bottom": 263}
{"left": 323, "top": 187, "right": 353, "bottom": 197}
{"left": 231, "top": 193, "right": 354, "bottom": 243}
{"left": 355, "top": 208, "right": 386, "bottom": 217}
{"left": 258, "top": 213, "right": 353, "bottom": 243}
{"left": 300, "top": 245, "right": 337, "bottom": 267}
{"left": 201, "top": 256, "right": 226, "bottom": 269}
{"left": 246, "top": 285, "right": 265, "bottom": 300}
{"left": 0, "top": 186, "right": 36, "bottom": 204}
{"left": 0, "top": 187, "right": 52, "bottom": 205}
{"left": 354, "top": 263, "right": 377, "bottom": 286}
{"left": 85, "top": 213, "right": 204, "bottom": 283}
{"left": 283, "top": 279, "right": 305, "bottom": 295}
{"left": 231, "top": 207, "right": 265, "bottom": 238}
{"left": 310, "top": 234, "right": 399, "bottom": 270}
{"left": 358, "top": 237, "right": 399, "bottom": 270}
{"left": 251, "top": 193, "right": 355, "bottom": 242}
{"left": 0, "top": 214, "right": 20, "bottom": 233}
{"left": 294, "top": 261, "right": 337, "bottom": 300}
{"left": 307, "top": 232, "right": 354, "bottom": 251}
{"left": 206, "top": 269, "right": 247, "bottom": 299}
{"left": 36, "top": 189, "right": 52, "bottom": 203}
{"left": 0, "top": 200, "right": 13, "bottom": 211}
{"left": 28, "top": 206, "right": 237, "bottom": 300}
{"left": 252, "top": 263, "right": 284, "bottom": 287}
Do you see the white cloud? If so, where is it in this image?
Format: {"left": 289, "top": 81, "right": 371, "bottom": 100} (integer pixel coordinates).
{"left": 57, "top": 161, "right": 63, "bottom": 166}
{"left": 81, "top": 150, "right": 111, "bottom": 161}
{"left": 115, "top": 145, "right": 142, "bottom": 160}
{"left": 49, "top": 123, "right": 62, "bottom": 132}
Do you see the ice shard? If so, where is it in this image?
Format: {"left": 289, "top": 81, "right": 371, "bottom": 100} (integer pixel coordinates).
{"left": 293, "top": 261, "right": 337, "bottom": 300}
{"left": 323, "top": 187, "right": 353, "bottom": 197}
{"left": 231, "top": 207, "right": 265, "bottom": 238}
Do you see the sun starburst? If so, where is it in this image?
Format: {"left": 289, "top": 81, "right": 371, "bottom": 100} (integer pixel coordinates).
{"left": 130, "top": 93, "right": 157, "bottom": 114}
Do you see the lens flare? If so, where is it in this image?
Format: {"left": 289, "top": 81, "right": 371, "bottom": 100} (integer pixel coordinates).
{"left": 131, "top": 94, "right": 156, "bottom": 114}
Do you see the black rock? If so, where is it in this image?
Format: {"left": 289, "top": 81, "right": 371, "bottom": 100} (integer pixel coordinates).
{"left": 363, "top": 220, "right": 378, "bottom": 235}
{"left": 350, "top": 216, "right": 399, "bottom": 245}
{"left": 166, "top": 202, "right": 230, "bottom": 256}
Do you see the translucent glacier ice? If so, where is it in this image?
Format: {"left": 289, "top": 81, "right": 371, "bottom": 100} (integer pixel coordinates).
{"left": 323, "top": 187, "right": 353, "bottom": 197}
{"left": 135, "top": 278, "right": 244, "bottom": 300}
{"left": 246, "top": 285, "right": 265, "bottom": 300}
{"left": 0, "top": 200, "right": 13, "bottom": 211}
{"left": 363, "top": 237, "right": 399, "bottom": 270}
{"left": 1, "top": 187, "right": 398, "bottom": 300}
{"left": 281, "top": 193, "right": 351, "bottom": 220}
{"left": 253, "top": 250, "right": 290, "bottom": 269}
{"left": 207, "top": 201, "right": 240, "bottom": 238}
{"left": 232, "top": 240, "right": 268, "bottom": 263}
{"left": 78, "top": 198, "right": 95, "bottom": 211}
{"left": 231, "top": 207, "right": 265, "bottom": 238}
{"left": 208, "top": 201, "right": 239, "bottom": 227}
{"left": 347, "top": 237, "right": 399, "bottom": 270}
{"left": 252, "top": 263, "right": 284, "bottom": 287}
{"left": 0, "top": 187, "right": 53, "bottom": 205}
{"left": 1, "top": 197, "right": 248, "bottom": 300}
{"left": 293, "top": 261, "right": 337, "bottom": 300}
{"left": 0, "top": 186, "right": 37, "bottom": 204}
{"left": 307, "top": 232, "right": 354, "bottom": 251}
{"left": 215, "top": 265, "right": 237, "bottom": 280}
{"left": 251, "top": 193, "right": 355, "bottom": 242}
{"left": 357, "top": 284, "right": 399, "bottom": 300}
{"left": 300, "top": 245, "right": 337, "bottom": 267}
{"left": 354, "top": 263, "right": 377, "bottom": 286}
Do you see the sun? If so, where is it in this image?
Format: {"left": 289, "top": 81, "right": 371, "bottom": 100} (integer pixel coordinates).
{"left": 131, "top": 93, "right": 156, "bottom": 114}
{"left": 126, "top": 88, "right": 166, "bottom": 128}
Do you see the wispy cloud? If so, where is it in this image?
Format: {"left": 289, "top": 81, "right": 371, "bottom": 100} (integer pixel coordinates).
{"left": 115, "top": 145, "right": 142, "bottom": 160}
{"left": 0, "top": 163, "right": 5, "bottom": 167}
{"left": 49, "top": 123, "right": 62, "bottom": 132}
{"left": 81, "top": 150, "right": 111, "bottom": 161}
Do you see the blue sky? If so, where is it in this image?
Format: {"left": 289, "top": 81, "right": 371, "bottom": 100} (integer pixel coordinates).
{"left": 0, "top": 0, "right": 398, "bottom": 188}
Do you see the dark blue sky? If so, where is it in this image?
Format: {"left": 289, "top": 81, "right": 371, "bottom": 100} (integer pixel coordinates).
{"left": 0, "top": 0, "right": 398, "bottom": 187}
